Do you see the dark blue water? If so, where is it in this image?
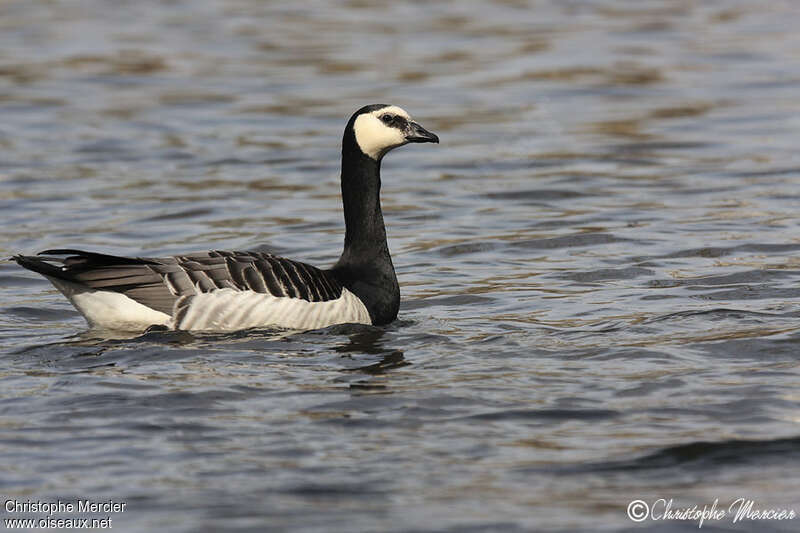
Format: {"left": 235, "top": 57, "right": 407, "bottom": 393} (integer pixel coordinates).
{"left": 1, "top": 1, "right": 799, "bottom": 531}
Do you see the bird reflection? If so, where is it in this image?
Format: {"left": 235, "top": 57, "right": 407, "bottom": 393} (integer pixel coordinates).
{"left": 334, "top": 327, "right": 409, "bottom": 374}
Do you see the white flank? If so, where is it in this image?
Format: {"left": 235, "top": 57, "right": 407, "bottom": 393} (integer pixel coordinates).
{"left": 48, "top": 278, "right": 171, "bottom": 331}
{"left": 353, "top": 105, "right": 411, "bottom": 160}
{"left": 174, "top": 287, "right": 372, "bottom": 331}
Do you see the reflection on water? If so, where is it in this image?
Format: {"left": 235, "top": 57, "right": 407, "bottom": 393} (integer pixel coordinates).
{"left": 2, "top": 0, "right": 800, "bottom": 531}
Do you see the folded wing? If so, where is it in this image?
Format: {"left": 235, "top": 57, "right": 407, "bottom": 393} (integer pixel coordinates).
{"left": 17, "top": 249, "right": 345, "bottom": 317}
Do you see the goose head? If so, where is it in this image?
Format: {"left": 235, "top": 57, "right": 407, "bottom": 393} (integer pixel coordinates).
{"left": 349, "top": 104, "right": 439, "bottom": 161}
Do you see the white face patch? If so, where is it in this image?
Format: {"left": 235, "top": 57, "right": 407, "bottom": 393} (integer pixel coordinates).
{"left": 353, "top": 105, "right": 412, "bottom": 160}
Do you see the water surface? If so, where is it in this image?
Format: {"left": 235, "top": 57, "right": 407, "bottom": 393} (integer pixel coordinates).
{"left": 1, "top": 1, "right": 800, "bottom": 531}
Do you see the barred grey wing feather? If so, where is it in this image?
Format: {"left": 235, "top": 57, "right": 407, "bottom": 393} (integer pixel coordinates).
{"left": 166, "top": 252, "right": 344, "bottom": 302}
{"left": 252, "top": 258, "right": 285, "bottom": 296}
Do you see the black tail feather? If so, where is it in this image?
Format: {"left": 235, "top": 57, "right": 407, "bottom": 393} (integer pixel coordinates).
{"left": 38, "top": 249, "right": 156, "bottom": 267}
{"left": 13, "top": 254, "right": 67, "bottom": 280}
{"left": 15, "top": 249, "right": 157, "bottom": 283}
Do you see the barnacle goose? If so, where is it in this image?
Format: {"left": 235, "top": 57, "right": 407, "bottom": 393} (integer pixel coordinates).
{"left": 14, "top": 104, "right": 439, "bottom": 332}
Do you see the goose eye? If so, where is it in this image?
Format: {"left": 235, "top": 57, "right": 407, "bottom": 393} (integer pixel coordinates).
{"left": 380, "top": 114, "right": 393, "bottom": 124}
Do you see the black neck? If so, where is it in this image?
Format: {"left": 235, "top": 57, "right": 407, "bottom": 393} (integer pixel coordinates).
{"left": 341, "top": 148, "right": 387, "bottom": 258}
{"left": 331, "top": 128, "right": 399, "bottom": 325}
